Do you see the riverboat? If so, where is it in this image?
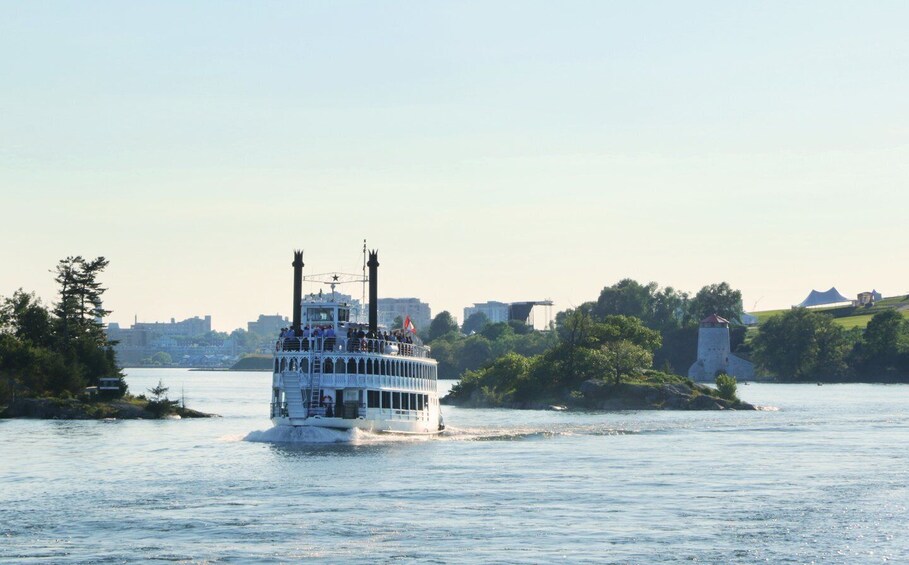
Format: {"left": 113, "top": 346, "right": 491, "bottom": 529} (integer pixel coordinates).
{"left": 270, "top": 250, "right": 444, "bottom": 434}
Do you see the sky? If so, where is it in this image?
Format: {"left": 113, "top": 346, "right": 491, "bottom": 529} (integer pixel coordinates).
{"left": 1, "top": 1, "right": 907, "bottom": 332}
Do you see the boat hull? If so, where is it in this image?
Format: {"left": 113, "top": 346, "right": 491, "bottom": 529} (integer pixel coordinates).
{"left": 271, "top": 416, "right": 443, "bottom": 435}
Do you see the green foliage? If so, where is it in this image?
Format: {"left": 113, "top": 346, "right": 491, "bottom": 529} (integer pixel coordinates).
{"left": 594, "top": 279, "right": 659, "bottom": 322}
{"left": 150, "top": 352, "right": 173, "bottom": 366}
{"left": 392, "top": 315, "right": 404, "bottom": 330}
{"left": 715, "top": 374, "right": 738, "bottom": 402}
{"left": 600, "top": 340, "right": 653, "bottom": 385}
{"left": 688, "top": 282, "right": 744, "bottom": 325}
{"left": 0, "top": 257, "right": 124, "bottom": 404}
{"left": 146, "top": 379, "right": 178, "bottom": 417}
{"left": 461, "top": 312, "right": 489, "bottom": 335}
{"left": 752, "top": 308, "right": 854, "bottom": 380}
{"left": 428, "top": 311, "right": 459, "bottom": 342}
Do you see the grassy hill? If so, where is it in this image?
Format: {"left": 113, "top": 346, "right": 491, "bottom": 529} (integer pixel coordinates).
{"left": 750, "top": 294, "right": 909, "bottom": 330}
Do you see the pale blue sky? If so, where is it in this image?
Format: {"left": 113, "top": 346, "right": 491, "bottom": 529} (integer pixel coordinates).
{"left": 2, "top": 1, "right": 907, "bottom": 331}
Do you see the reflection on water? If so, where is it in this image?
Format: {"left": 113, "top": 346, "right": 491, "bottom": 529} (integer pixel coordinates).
{"left": 1, "top": 369, "right": 907, "bottom": 563}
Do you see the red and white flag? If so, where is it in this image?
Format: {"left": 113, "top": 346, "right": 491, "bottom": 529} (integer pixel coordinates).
{"left": 403, "top": 315, "right": 416, "bottom": 333}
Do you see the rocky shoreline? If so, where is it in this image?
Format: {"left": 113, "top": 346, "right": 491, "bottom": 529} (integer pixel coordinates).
{"left": 442, "top": 379, "right": 757, "bottom": 411}
{"left": 0, "top": 398, "right": 217, "bottom": 420}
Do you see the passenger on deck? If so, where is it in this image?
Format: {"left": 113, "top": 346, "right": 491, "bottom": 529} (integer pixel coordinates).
{"left": 324, "top": 396, "right": 334, "bottom": 418}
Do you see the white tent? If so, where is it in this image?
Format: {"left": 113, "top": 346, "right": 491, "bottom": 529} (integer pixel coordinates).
{"left": 797, "top": 287, "right": 851, "bottom": 308}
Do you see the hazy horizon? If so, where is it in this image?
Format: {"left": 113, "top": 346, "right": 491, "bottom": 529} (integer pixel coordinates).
{"left": 2, "top": 1, "right": 907, "bottom": 332}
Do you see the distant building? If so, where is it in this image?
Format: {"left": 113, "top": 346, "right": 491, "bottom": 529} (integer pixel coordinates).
{"left": 132, "top": 315, "right": 212, "bottom": 337}
{"left": 106, "top": 314, "right": 237, "bottom": 367}
{"left": 464, "top": 301, "right": 510, "bottom": 325}
{"left": 855, "top": 290, "right": 883, "bottom": 307}
{"left": 376, "top": 298, "right": 431, "bottom": 332}
{"left": 248, "top": 314, "right": 289, "bottom": 337}
{"left": 688, "top": 314, "right": 755, "bottom": 382}
{"left": 464, "top": 300, "right": 554, "bottom": 328}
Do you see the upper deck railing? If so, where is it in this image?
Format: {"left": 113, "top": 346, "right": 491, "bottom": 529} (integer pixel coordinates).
{"left": 275, "top": 336, "right": 431, "bottom": 359}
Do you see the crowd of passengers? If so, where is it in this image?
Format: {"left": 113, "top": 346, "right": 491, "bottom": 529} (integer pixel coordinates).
{"left": 277, "top": 324, "right": 415, "bottom": 354}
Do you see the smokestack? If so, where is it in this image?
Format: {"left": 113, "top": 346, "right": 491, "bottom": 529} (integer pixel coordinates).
{"left": 367, "top": 250, "right": 379, "bottom": 334}
{"left": 292, "top": 250, "right": 304, "bottom": 331}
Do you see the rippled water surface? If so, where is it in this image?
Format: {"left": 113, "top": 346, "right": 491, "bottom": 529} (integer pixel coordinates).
{"left": 2, "top": 369, "right": 908, "bottom": 563}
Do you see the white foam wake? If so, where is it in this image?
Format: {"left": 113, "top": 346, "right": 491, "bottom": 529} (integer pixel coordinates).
{"left": 243, "top": 426, "right": 358, "bottom": 444}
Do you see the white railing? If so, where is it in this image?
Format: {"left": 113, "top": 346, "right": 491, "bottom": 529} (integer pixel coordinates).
{"left": 275, "top": 336, "right": 430, "bottom": 358}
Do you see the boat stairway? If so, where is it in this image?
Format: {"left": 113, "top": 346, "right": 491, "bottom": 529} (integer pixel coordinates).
{"left": 281, "top": 373, "right": 306, "bottom": 418}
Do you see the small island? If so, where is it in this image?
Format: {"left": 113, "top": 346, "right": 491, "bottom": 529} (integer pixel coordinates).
{"left": 0, "top": 256, "right": 215, "bottom": 420}
{"left": 439, "top": 303, "right": 756, "bottom": 411}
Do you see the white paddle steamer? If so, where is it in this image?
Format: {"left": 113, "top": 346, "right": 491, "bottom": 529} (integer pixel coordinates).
{"left": 270, "top": 249, "right": 443, "bottom": 434}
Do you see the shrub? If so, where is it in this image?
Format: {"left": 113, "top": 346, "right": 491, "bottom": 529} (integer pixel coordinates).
{"left": 715, "top": 373, "right": 738, "bottom": 402}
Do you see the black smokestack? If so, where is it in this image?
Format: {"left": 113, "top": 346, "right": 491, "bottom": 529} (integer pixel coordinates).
{"left": 292, "top": 250, "right": 304, "bottom": 331}
{"left": 367, "top": 250, "right": 379, "bottom": 334}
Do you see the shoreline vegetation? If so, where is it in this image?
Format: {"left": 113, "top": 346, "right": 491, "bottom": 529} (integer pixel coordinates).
{"left": 0, "top": 257, "right": 214, "bottom": 420}
{"left": 432, "top": 281, "right": 761, "bottom": 411}
{"left": 443, "top": 370, "right": 755, "bottom": 411}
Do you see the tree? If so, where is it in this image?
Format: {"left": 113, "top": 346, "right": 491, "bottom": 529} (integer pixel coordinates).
{"left": 392, "top": 316, "right": 404, "bottom": 330}
{"left": 428, "top": 311, "right": 459, "bottom": 342}
{"left": 151, "top": 352, "right": 173, "bottom": 366}
{"left": 146, "top": 379, "right": 177, "bottom": 417}
{"left": 594, "top": 279, "right": 658, "bottom": 321}
{"left": 462, "top": 312, "right": 490, "bottom": 335}
{"left": 689, "top": 282, "right": 743, "bottom": 325}
{"left": 0, "top": 290, "right": 53, "bottom": 347}
{"left": 753, "top": 308, "right": 852, "bottom": 380}
{"left": 715, "top": 373, "right": 738, "bottom": 402}
{"left": 859, "top": 310, "right": 908, "bottom": 371}
{"left": 601, "top": 340, "right": 653, "bottom": 384}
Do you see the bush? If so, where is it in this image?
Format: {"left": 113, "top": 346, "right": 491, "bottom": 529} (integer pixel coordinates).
{"left": 715, "top": 373, "right": 738, "bottom": 402}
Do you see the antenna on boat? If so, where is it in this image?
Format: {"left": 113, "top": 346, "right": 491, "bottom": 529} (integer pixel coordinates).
{"left": 361, "top": 239, "right": 367, "bottom": 324}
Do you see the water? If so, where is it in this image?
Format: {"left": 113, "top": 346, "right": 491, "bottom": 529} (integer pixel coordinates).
{"left": 2, "top": 369, "right": 907, "bottom": 563}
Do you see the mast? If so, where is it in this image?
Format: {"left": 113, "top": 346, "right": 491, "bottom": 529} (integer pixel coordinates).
{"left": 361, "top": 239, "right": 367, "bottom": 324}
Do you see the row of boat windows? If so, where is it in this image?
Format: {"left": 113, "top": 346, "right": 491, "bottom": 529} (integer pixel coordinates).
{"left": 276, "top": 357, "right": 435, "bottom": 379}
{"left": 366, "top": 390, "right": 431, "bottom": 411}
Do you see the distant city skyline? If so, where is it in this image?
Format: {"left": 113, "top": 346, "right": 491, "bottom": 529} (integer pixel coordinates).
{"left": 2, "top": 2, "right": 907, "bottom": 332}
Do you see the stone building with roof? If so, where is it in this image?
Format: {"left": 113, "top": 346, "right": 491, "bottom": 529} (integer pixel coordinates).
{"left": 688, "top": 314, "right": 755, "bottom": 382}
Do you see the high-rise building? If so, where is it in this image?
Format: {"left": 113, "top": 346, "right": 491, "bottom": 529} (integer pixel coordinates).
{"left": 375, "top": 298, "right": 431, "bottom": 332}
{"left": 463, "top": 301, "right": 510, "bottom": 325}
{"left": 247, "top": 314, "right": 289, "bottom": 337}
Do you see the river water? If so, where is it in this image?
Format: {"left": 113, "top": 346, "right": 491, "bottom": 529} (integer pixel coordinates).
{"left": 1, "top": 369, "right": 907, "bottom": 563}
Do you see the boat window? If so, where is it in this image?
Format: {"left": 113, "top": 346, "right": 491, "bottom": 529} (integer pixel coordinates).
{"left": 409, "top": 393, "right": 416, "bottom": 410}
{"left": 367, "top": 390, "right": 380, "bottom": 408}
{"left": 381, "top": 391, "right": 391, "bottom": 408}
{"left": 392, "top": 392, "right": 401, "bottom": 409}
{"left": 335, "top": 358, "right": 344, "bottom": 373}
{"left": 402, "top": 393, "right": 410, "bottom": 410}
{"left": 338, "top": 309, "right": 350, "bottom": 322}
{"left": 347, "top": 359, "right": 356, "bottom": 374}
{"left": 423, "top": 394, "right": 428, "bottom": 409}
{"left": 306, "top": 308, "right": 334, "bottom": 322}
{"left": 417, "top": 394, "right": 424, "bottom": 411}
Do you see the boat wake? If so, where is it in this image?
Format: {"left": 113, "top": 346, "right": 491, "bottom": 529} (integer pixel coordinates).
{"left": 244, "top": 424, "right": 651, "bottom": 445}
{"left": 244, "top": 426, "right": 360, "bottom": 444}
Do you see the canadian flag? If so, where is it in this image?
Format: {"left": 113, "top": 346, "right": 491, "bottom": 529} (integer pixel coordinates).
{"left": 403, "top": 315, "right": 416, "bottom": 333}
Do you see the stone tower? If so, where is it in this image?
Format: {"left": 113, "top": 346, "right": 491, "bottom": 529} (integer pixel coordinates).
{"left": 688, "top": 314, "right": 754, "bottom": 382}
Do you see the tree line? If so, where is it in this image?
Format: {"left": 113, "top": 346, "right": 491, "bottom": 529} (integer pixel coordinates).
{"left": 752, "top": 307, "right": 909, "bottom": 381}
{"left": 0, "top": 257, "right": 124, "bottom": 403}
